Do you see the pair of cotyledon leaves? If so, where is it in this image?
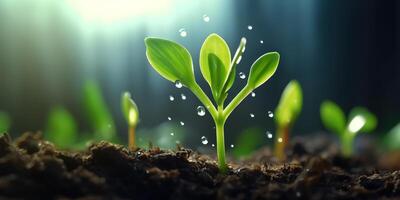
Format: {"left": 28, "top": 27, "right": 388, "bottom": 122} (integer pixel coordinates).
{"left": 145, "top": 33, "right": 280, "bottom": 105}
{"left": 320, "top": 101, "right": 377, "bottom": 136}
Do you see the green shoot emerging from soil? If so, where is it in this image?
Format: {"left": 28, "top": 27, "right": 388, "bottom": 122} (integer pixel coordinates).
{"left": 320, "top": 100, "right": 377, "bottom": 157}
{"left": 122, "top": 92, "right": 139, "bottom": 149}
{"left": 145, "top": 33, "right": 280, "bottom": 172}
{"left": 0, "top": 111, "right": 11, "bottom": 134}
{"left": 274, "top": 80, "right": 303, "bottom": 160}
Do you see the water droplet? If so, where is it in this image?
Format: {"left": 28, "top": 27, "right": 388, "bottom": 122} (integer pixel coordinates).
{"left": 181, "top": 93, "right": 187, "bottom": 100}
{"left": 260, "top": 40, "right": 264, "bottom": 44}
{"left": 202, "top": 14, "right": 210, "bottom": 22}
{"left": 250, "top": 113, "right": 255, "bottom": 118}
{"left": 197, "top": 106, "right": 206, "bottom": 116}
{"left": 201, "top": 136, "right": 208, "bottom": 145}
{"left": 266, "top": 131, "right": 273, "bottom": 139}
{"left": 175, "top": 80, "right": 183, "bottom": 88}
{"left": 167, "top": 117, "right": 172, "bottom": 121}
{"left": 236, "top": 56, "right": 242, "bottom": 64}
{"left": 180, "top": 121, "right": 185, "bottom": 126}
{"left": 268, "top": 111, "right": 274, "bottom": 118}
{"left": 296, "top": 192, "right": 301, "bottom": 197}
{"left": 211, "top": 144, "right": 215, "bottom": 147}
{"left": 278, "top": 137, "right": 283, "bottom": 143}
{"left": 169, "top": 95, "right": 175, "bottom": 101}
{"left": 247, "top": 25, "right": 253, "bottom": 30}
{"left": 230, "top": 144, "right": 235, "bottom": 148}
{"left": 179, "top": 28, "right": 187, "bottom": 37}
{"left": 170, "top": 132, "right": 174, "bottom": 136}
{"left": 239, "top": 72, "right": 246, "bottom": 79}
{"left": 251, "top": 92, "right": 256, "bottom": 97}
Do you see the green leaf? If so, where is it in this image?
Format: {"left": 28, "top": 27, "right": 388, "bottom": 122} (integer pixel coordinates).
{"left": 275, "top": 80, "right": 303, "bottom": 127}
{"left": 200, "top": 34, "right": 231, "bottom": 103}
{"left": 45, "top": 106, "right": 78, "bottom": 149}
{"left": 121, "top": 92, "right": 139, "bottom": 127}
{"left": 348, "top": 107, "right": 377, "bottom": 133}
{"left": 247, "top": 52, "right": 280, "bottom": 90}
{"left": 320, "top": 100, "right": 346, "bottom": 135}
{"left": 145, "top": 37, "right": 195, "bottom": 87}
{"left": 0, "top": 111, "right": 11, "bottom": 133}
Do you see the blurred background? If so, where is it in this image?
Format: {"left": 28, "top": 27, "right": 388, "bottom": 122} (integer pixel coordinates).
{"left": 0, "top": 0, "right": 399, "bottom": 150}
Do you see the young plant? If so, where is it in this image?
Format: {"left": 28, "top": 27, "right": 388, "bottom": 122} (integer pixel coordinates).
{"left": 273, "top": 80, "right": 303, "bottom": 160}
{"left": 45, "top": 106, "right": 78, "bottom": 149}
{"left": 121, "top": 92, "right": 139, "bottom": 149}
{"left": 320, "top": 100, "right": 377, "bottom": 157}
{"left": 145, "top": 33, "right": 280, "bottom": 171}
{"left": 0, "top": 111, "right": 11, "bottom": 134}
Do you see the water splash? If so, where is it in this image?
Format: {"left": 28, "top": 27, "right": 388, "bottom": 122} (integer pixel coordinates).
{"left": 179, "top": 28, "right": 187, "bottom": 37}
{"left": 175, "top": 80, "right": 183, "bottom": 88}
{"left": 239, "top": 72, "right": 246, "bottom": 79}
{"left": 201, "top": 136, "right": 208, "bottom": 145}
{"left": 197, "top": 106, "right": 206, "bottom": 116}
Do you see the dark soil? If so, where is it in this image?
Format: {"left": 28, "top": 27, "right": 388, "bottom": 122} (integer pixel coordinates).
{"left": 1, "top": 133, "right": 400, "bottom": 200}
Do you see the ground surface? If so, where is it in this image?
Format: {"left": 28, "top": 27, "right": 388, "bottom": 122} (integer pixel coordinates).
{"left": 0, "top": 133, "right": 400, "bottom": 200}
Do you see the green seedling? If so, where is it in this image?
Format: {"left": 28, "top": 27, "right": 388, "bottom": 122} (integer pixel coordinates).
{"left": 233, "top": 127, "right": 264, "bottom": 159}
{"left": 320, "top": 100, "right": 377, "bottom": 157}
{"left": 45, "top": 106, "right": 78, "bottom": 149}
{"left": 83, "top": 81, "right": 118, "bottom": 142}
{"left": 381, "top": 123, "right": 400, "bottom": 152}
{"left": 145, "top": 33, "right": 280, "bottom": 171}
{"left": 274, "top": 80, "right": 303, "bottom": 160}
{"left": 0, "top": 111, "right": 11, "bottom": 134}
{"left": 121, "top": 92, "right": 139, "bottom": 149}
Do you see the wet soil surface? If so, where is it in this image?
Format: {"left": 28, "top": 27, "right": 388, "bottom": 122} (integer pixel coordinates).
{"left": 1, "top": 133, "right": 400, "bottom": 200}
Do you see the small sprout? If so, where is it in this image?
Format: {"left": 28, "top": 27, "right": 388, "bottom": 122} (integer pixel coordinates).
{"left": 382, "top": 123, "right": 400, "bottom": 152}
{"left": 274, "top": 80, "right": 303, "bottom": 160}
{"left": 233, "top": 127, "right": 264, "bottom": 159}
{"left": 0, "top": 111, "right": 11, "bottom": 134}
{"left": 121, "top": 92, "right": 139, "bottom": 149}
{"left": 45, "top": 106, "right": 78, "bottom": 149}
{"left": 145, "top": 33, "right": 280, "bottom": 172}
{"left": 320, "top": 100, "right": 377, "bottom": 157}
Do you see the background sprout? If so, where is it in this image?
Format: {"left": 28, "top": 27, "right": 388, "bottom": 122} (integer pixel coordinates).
{"left": 382, "top": 123, "right": 400, "bottom": 152}
{"left": 233, "top": 127, "right": 264, "bottom": 159}
{"left": 82, "top": 81, "right": 118, "bottom": 142}
{"left": 45, "top": 106, "right": 78, "bottom": 149}
{"left": 0, "top": 111, "right": 11, "bottom": 134}
{"left": 320, "top": 100, "right": 377, "bottom": 157}
{"left": 274, "top": 80, "right": 303, "bottom": 160}
{"left": 121, "top": 92, "right": 139, "bottom": 149}
{"left": 145, "top": 33, "right": 280, "bottom": 172}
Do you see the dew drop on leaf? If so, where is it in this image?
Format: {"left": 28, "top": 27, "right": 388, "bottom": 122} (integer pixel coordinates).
{"left": 239, "top": 72, "right": 246, "bottom": 79}
{"left": 181, "top": 93, "right": 187, "bottom": 100}
{"left": 268, "top": 111, "right": 274, "bottom": 118}
{"left": 201, "top": 136, "right": 208, "bottom": 145}
{"left": 179, "top": 28, "right": 187, "bottom": 37}
{"left": 197, "top": 106, "right": 206, "bottom": 116}
{"left": 202, "top": 14, "right": 210, "bottom": 22}
{"left": 175, "top": 80, "right": 183, "bottom": 88}
{"left": 169, "top": 95, "right": 175, "bottom": 101}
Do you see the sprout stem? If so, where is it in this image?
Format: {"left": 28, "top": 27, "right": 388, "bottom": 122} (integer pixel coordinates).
{"left": 129, "top": 126, "right": 136, "bottom": 149}
{"left": 215, "top": 106, "right": 227, "bottom": 172}
{"left": 341, "top": 131, "right": 354, "bottom": 157}
{"left": 274, "top": 126, "right": 289, "bottom": 160}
